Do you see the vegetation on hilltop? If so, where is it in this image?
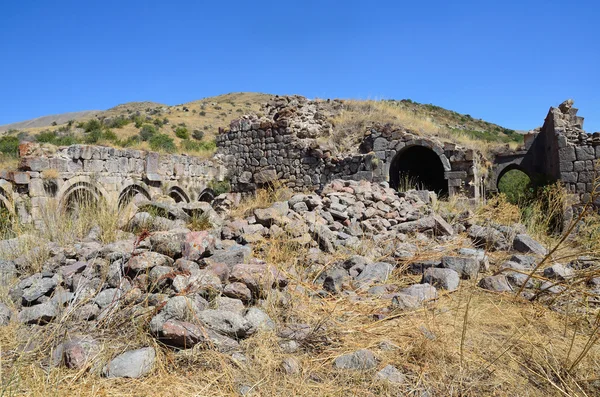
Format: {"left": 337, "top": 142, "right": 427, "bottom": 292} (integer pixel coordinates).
{"left": 0, "top": 93, "right": 525, "bottom": 167}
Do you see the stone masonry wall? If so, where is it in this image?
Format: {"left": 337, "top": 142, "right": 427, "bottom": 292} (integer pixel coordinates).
{"left": 216, "top": 96, "right": 482, "bottom": 198}
{"left": 0, "top": 143, "right": 224, "bottom": 223}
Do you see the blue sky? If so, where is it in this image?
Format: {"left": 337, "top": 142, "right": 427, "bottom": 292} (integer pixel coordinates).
{"left": 1, "top": 0, "right": 598, "bottom": 131}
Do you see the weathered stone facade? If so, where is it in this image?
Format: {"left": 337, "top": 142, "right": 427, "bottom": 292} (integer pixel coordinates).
{"left": 490, "top": 100, "right": 600, "bottom": 205}
{"left": 216, "top": 96, "right": 482, "bottom": 198}
{"left": 0, "top": 143, "right": 224, "bottom": 223}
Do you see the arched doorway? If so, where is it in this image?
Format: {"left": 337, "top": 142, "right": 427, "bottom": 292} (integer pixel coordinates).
{"left": 497, "top": 166, "right": 532, "bottom": 204}
{"left": 198, "top": 189, "right": 215, "bottom": 203}
{"left": 389, "top": 145, "right": 448, "bottom": 195}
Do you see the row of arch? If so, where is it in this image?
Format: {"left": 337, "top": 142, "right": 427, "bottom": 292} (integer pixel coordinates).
{"left": 0, "top": 176, "right": 218, "bottom": 216}
{"left": 60, "top": 179, "right": 217, "bottom": 212}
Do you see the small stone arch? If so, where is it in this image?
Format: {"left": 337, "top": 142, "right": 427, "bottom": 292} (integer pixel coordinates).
{"left": 168, "top": 186, "right": 190, "bottom": 203}
{"left": 57, "top": 176, "right": 108, "bottom": 212}
{"left": 118, "top": 182, "right": 152, "bottom": 210}
{"left": 198, "top": 188, "right": 215, "bottom": 203}
{"left": 496, "top": 164, "right": 532, "bottom": 191}
{"left": 389, "top": 141, "right": 451, "bottom": 195}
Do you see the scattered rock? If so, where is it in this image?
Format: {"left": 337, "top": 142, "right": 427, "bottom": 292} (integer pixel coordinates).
{"left": 422, "top": 268, "right": 460, "bottom": 291}
{"left": 334, "top": 349, "right": 378, "bottom": 370}
{"left": 376, "top": 364, "right": 406, "bottom": 384}
{"left": 478, "top": 275, "right": 513, "bottom": 292}
{"left": 103, "top": 347, "right": 156, "bottom": 378}
{"left": 513, "top": 234, "right": 547, "bottom": 256}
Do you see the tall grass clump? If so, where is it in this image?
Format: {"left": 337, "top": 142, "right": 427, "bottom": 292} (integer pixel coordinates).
{"left": 230, "top": 181, "right": 293, "bottom": 218}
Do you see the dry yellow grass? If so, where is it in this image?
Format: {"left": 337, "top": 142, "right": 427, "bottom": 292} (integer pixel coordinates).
{"left": 328, "top": 100, "right": 519, "bottom": 159}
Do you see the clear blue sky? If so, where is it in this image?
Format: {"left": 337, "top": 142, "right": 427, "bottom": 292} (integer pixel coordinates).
{"left": 1, "top": 0, "right": 598, "bottom": 131}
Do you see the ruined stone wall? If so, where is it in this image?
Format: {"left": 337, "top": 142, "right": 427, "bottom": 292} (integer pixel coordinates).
{"left": 545, "top": 102, "right": 600, "bottom": 205}
{"left": 216, "top": 96, "right": 482, "bottom": 198}
{"left": 0, "top": 143, "right": 224, "bottom": 223}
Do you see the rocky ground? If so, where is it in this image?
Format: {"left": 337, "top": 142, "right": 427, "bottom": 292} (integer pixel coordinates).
{"left": 1, "top": 180, "right": 600, "bottom": 396}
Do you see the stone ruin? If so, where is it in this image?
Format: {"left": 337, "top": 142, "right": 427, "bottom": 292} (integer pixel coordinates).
{"left": 0, "top": 143, "right": 225, "bottom": 224}
{"left": 215, "top": 96, "right": 483, "bottom": 199}
{"left": 490, "top": 99, "right": 600, "bottom": 208}
{"left": 0, "top": 96, "right": 598, "bottom": 226}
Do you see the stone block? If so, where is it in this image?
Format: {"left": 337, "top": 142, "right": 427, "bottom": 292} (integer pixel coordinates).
{"left": 558, "top": 147, "right": 576, "bottom": 162}
{"left": 578, "top": 171, "right": 593, "bottom": 183}
{"left": 574, "top": 161, "right": 586, "bottom": 172}
{"left": 146, "top": 152, "right": 160, "bottom": 174}
{"left": 448, "top": 178, "right": 462, "bottom": 187}
{"left": 83, "top": 160, "right": 104, "bottom": 173}
{"left": 444, "top": 171, "right": 467, "bottom": 179}
{"left": 560, "top": 161, "right": 574, "bottom": 172}
{"left": 20, "top": 157, "right": 49, "bottom": 172}
{"left": 576, "top": 146, "right": 595, "bottom": 161}
{"left": 13, "top": 172, "right": 30, "bottom": 185}
{"left": 560, "top": 172, "right": 578, "bottom": 183}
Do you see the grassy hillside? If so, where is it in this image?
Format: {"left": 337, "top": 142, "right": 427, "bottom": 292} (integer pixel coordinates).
{"left": 0, "top": 93, "right": 525, "bottom": 170}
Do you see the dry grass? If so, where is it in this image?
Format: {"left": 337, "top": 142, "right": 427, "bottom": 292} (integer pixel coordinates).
{"left": 229, "top": 181, "right": 294, "bottom": 219}
{"left": 2, "top": 265, "right": 599, "bottom": 396}
{"left": 0, "top": 154, "right": 19, "bottom": 172}
{"left": 328, "top": 100, "right": 517, "bottom": 158}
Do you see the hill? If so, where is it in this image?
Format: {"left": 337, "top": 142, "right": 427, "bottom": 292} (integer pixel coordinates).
{"left": 0, "top": 93, "right": 525, "bottom": 170}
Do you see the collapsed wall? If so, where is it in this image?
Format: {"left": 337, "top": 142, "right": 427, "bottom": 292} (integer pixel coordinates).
{"left": 216, "top": 96, "right": 483, "bottom": 198}
{"left": 0, "top": 143, "right": 224, "bottom": 224}
{"left": 538, "top": 100, "right": 600, "bottom": 205}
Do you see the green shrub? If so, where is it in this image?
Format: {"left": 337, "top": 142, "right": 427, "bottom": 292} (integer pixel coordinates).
{"left": 149, "top": 134, "right": 176, "bottom": 152}
{"left": 180, "top": 138, "right": 217, "bottom": 153}
{"left": 175, "top": 127, "right": 189, "bottom": 139}
{"left": 81, "top": 119, "right": 103, "bottom": 132}
{"left": 105, "top": 117, "right": 130, "bottom": 129}
{"left": 0, "top": 136, "right": 19, "bottom": 156}
{"left": 498, "top": 169, "right": 532, "bottom": 205}
{"left": 139, "top": 124, "right": 157, "bottom": 141}
{"left": 192, "top": 129, "right": 204, "bottom": 140}
{"left": 208, "top": 178, "right": 231, "bottom": 195}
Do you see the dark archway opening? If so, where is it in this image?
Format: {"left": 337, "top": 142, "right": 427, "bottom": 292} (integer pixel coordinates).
{"left": 64, "top": 188, "right": 99, "bottom": 214}
{"left": 198, "top": 189, "right": 215, "bottom": 203}
{"left": 390, "top": 146, "right": 448, "bottom": 195}
{"left": 169, "top": 187, "right": 189, "bottom": 203}
{"left": 497, "top": 168, "right": 532, "bottom": 205}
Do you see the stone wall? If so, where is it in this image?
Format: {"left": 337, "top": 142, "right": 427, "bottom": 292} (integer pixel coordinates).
{"left": 0, "top": 143, "right": 224, "bottom": 223}
{"left": 489, "top": 100, "right": 600, "bottom": 206}
{"left": 216, "top": 96, "right": 482, "bottom": 198}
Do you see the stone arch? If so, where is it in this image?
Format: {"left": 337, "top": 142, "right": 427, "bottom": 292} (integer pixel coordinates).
{"left": 57, "top": 176, "right": 108, "bottom": 212}
{"left": 496, "top": 164, "right": 532, "bottom": 191}
{"left": 118, "top": 182, "right": 152, "bottom": 210}
{"left": 168, "top": 186, "right": 190, "bottom": 203}
{"left": 389, "top": 141, "right": 450, "bottom": 195}
{"left": 198, "top": 188, "right": 215, "bottom": 203}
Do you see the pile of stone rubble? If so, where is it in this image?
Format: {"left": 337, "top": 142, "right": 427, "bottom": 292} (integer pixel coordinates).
{"left": 0, "top": 179, "right": 597, "bottom": 379}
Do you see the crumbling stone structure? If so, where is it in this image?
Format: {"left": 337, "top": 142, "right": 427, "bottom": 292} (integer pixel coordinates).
{"left": 0, "top": 143, "right": 224, "bottom": 223}
{"left": 216, "top": 96, "right": 483, "bottom": 198}
{"left": 490, "top": 100, "right": 600, "bottom": 205}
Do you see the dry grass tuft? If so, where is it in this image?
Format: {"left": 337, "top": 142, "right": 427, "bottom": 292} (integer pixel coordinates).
{"left": 230, "top": 181, "right": 294, "bottom": 219}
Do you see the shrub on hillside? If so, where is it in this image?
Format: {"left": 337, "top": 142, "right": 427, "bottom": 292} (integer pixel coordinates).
{"left": 180, "top": 139, "right": 216, "bottom": 152}
{"left": 0, "top": 136, "right": 19, "bottom": 156}
{"left": 139, "top": 124, "right": 157, "bottom": 141}
{"left": 149, "top": 134, "right": 176, "bottom": 152}
{"left": 175, "top": 127, "right": 189, "bottom": 139}
{"left": 192, "top": 129, "right": 204, "bottom": 140}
